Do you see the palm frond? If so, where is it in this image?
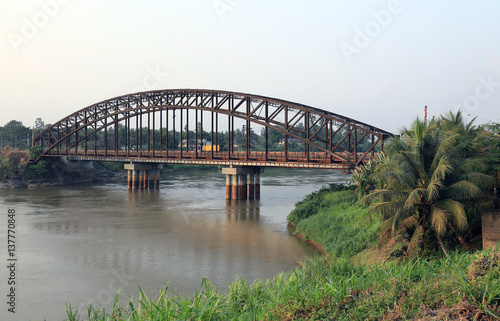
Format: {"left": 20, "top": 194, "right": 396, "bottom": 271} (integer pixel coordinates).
{"left": 398, "top": 214, "right": 418, "bottom": 232}
{"left": 430, "top": 206, "right": 450, "bottom": 236}
{"left": 426, "top": 179, "right": 444, "bottom": 203}
{"left": 403, "top": 188, "right": 426, "bottom": 212}
{"left": 435, "top": 199, "right": 468, "bottom": 232}
{"left": 446, "top": 180, "right": 483, "bottom": 201}
{"left": 367, "top": 200, "right": 403, "bottom": 220}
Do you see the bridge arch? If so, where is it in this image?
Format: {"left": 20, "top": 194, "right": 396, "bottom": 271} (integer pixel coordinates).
{"left": 34, "top": 89, "right": 392, "bottom": 169}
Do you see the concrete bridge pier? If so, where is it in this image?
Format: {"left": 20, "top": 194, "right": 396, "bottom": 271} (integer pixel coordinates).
{"left": 125, "top": 163, "right": 163, "bottom": 190}
{"left": 226, "top": 174, "right": 233, "bottom": 199}
{"left": 222, "top": 167, "right": 263, "bottom": 200}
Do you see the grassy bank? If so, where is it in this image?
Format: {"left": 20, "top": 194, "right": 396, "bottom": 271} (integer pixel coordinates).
{"left": 288, "top": 185, "right": 381, "bottom": 259}
{"left": 65, "top": 187, "right": 500, "bottom": 320}
{"left": 67, "top": 249, "right": 500, "bottom": 320}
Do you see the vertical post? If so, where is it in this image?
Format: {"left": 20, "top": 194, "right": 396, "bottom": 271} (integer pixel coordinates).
{"left": 305, "top": 111, "right": 309, "bottom": 163}
{"left": 152, "top": 108, "right": 156, "bottom": 157}
{"left": 142, "top": 170, "right": 148, "bottom": 189}
{"left": 115, "top": 114, "right": 119, "bottom": 156}
{"left": 148, "top": 108, "right": 151, "bottom": 152}
{"left": 255, "top": 170, "right": 261, "bottom": 200}
{"left": 132, "top": 170, "right": 139, "bottom": 190}
{"left": 166, "top": 108, "right": 169, "bottom": 158}
{"left": 84, "top": 110, "right": 88, "bottom": 156}
{"left": 240, "top": 174, "right": 247, "bottom": 200}
{"left": 173, "top": 109, "right": 176, "bottom": 152}
{"left": 154, "top": 168, "right": 160, "bottom": 189}
{"left": 354, "top": 128, "right": 358, "bottom": 165}
{"left": 265, "top": 101, "right": 269, "bottom": 161}
{"left": 226, "top": 174, "right": 232, "bottom": 200}
{"left": 104, "top": 115, "right": 108, "bottom": 156}
{"left": 371, "top": 133, "right": 375, "bottom": 156}
{"left": 186, "top": 108, "right": 189, "bottom": 154}
{"left": 138, "top": 170, "right": 143, "bottom": 189}
{"left": 139, "top": 111, "right": 143, "bottom": 157}
{"left": 148, "top": 169, "right": 155, "bottom": 189}
{"left": 160, "top": 107, "right": 163, "bottom": 154}
{"left": 195, "top": 109, "right": 198, "bottom": 158}
{"left": 232, "top": 174, "right": 239, "bottom": 200}
{"left": 248, "top": 173, "right": 255, "bottom": 200}
{"left": 246, "top": 97, "right": 250, "bottom": 161}
{"left": 180, "top": 108, "right": 183, "bottom": 158}
{"left": 285, "top": 106, "right": 288, "bottom": 162}
{"left": 127, "top": 170, "right": 132, "bottom": 189}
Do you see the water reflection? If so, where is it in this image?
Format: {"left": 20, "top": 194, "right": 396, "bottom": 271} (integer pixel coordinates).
{"left": 225, "top": 200, "right": 261, "bottom": 221}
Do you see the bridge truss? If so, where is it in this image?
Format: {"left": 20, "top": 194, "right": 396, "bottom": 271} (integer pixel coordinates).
{"left": 34, "top": 89, "right": 393, "bottom": 169}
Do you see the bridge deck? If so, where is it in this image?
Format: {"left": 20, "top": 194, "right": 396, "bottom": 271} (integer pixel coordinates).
{"left": 52, "top": 150, "right": 365, "bottom": 169}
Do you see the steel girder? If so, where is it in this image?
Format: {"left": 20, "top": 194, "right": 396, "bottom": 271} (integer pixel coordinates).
{"left": 33, "top": 89, "right": 393, "bottom": 168}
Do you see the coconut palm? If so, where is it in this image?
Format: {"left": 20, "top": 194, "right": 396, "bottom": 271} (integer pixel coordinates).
{"left": 364, "top": 116, "right": 490, "bottom": 257}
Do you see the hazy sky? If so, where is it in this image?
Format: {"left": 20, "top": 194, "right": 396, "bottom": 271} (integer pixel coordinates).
{"left": 1, "top": 0, "right": 499, "bottom": 133}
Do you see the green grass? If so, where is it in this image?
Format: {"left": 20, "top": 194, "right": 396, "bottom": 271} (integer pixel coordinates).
{"left": 66, "top": 247, "right": 500, "bottom": 320}
{"left": 290, "top": 187, "right": 381, "bottom": 258}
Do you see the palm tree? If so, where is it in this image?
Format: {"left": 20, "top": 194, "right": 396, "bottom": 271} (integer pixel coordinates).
{"left": 364, "top": 115, "right": 489, "bottom": 257}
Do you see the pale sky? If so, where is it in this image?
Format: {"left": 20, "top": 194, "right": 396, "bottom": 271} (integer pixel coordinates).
{"left": 1, "top": 0, "right": 499, "bottom": 133}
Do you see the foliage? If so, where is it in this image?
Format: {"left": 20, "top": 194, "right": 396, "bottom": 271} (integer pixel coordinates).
{"left": 477, "top": 121, "right": 500, "bottom": 207}
{"left": 351, "top": 152, "right": 386, "bottom": 199}
{"left": 363, "top": 111, "right": 492, "bottom": 258}
{"left": 0, "top": 146, "right": 30, "bottom": 179}
{"left": 0, "top": 120, "right": 31, "bottom": 149}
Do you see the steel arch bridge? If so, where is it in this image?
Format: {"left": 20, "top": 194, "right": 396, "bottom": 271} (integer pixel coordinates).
{"left": 33, "top": 89, "right": 393, "bottom": 170}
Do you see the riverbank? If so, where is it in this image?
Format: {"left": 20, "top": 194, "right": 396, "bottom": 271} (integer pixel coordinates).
{"left": 64, "top": 186, "right": 500, "bottom": 320}
{"left": 0, "top": 162, "right": 217, "bottom": 189}
{"left": 0, "top": 164, "right": 125, "bottom": 189}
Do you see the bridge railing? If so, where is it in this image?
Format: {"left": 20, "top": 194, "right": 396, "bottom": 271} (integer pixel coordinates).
{"left": 45, "top": 149, "right": 370, "bottom": 166}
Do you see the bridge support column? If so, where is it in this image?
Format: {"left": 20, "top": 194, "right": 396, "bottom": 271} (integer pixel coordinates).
{"left": 125, "top": 163, "right": 162, "bottom": 190}
{"left": 225, "top": 174, "right": 232, "bottom": 199}
{"left": 127, "top": 170, "right": 132, "bottom": 189}
{"left": 255, "top": 170, "right": 261, "bottom": 200}
{"left": 248, "top": 173, "right": 255, "bottom": 200}
{"left": 141, "top": 170, "right": 147, "bottom": 189}
{"left": 148, "top": 169, "right": 155, "bottom": 189}
{"left": 232, "top": 174, "right": 239, "bottom": 200}
{"left": 240, "top": 174, "right": 247, "bottom": 200}
{"left": 154, "top": 167, "right": 160, "bottom": 189}
{"left": 222, "top": 167, "right": 263, "bottom": 201}
{"left": 132, "top": 170, "right": 139, "bottom": 189}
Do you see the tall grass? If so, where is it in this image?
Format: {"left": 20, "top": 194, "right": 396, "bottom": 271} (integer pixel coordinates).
{"left": 66, "top": 248, "right": 500, "bottom": 320}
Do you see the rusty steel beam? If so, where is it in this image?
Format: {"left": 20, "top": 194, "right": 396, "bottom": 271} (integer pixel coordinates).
{"left": 33, "top": 89, "right": 393, "bottom": 169}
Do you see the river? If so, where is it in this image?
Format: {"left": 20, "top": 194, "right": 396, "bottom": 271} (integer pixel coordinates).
{"left": 0, "top": 167, "right": 350, "bottom": 320}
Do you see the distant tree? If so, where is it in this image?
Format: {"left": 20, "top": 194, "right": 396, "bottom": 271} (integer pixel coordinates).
{"left": 0, "top": 120, "right": 30, "bottom": 149}
{"left": 477, "top": 122, "right": 500, "bottom": 207}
